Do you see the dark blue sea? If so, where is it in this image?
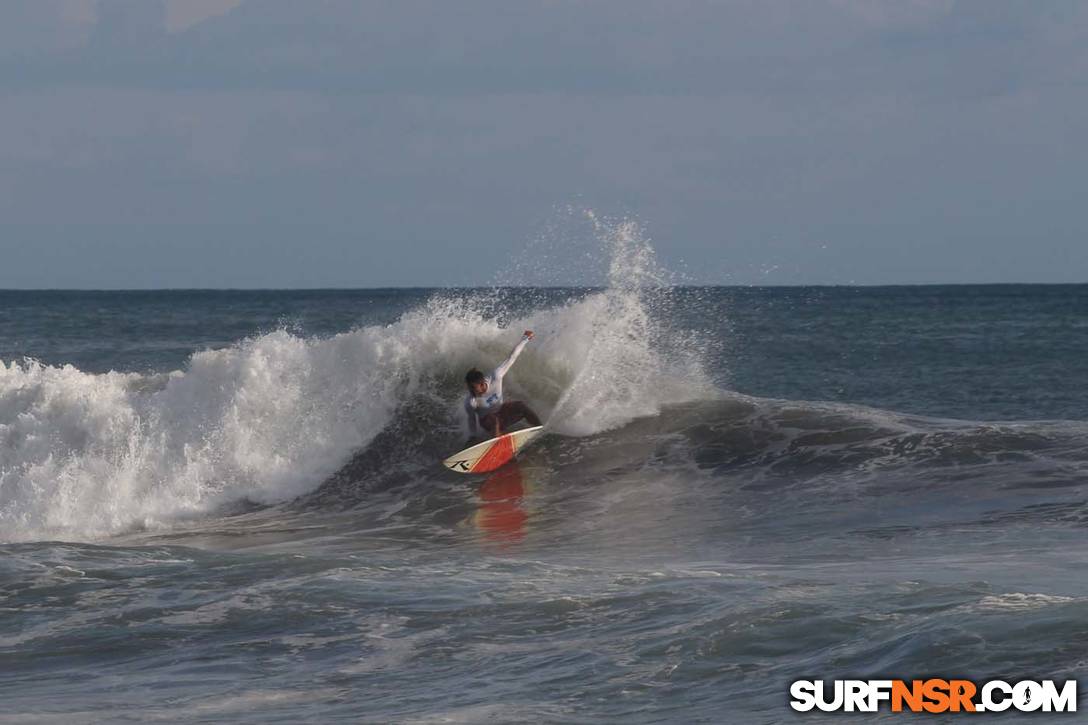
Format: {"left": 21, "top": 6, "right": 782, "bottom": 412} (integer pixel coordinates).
{"left": 2, "top": 237, "right": 1087, "bottom": 721}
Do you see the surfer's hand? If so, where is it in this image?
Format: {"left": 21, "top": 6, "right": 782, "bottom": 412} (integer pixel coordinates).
{"left": 523, "top": 330, "right": 534, "bottom": 340}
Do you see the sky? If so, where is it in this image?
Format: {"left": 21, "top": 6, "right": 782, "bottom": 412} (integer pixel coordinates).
{"left": 0, "top": 0, "right": 1086, "bottom": 287}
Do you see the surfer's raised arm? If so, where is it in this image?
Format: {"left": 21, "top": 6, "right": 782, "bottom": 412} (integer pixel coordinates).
{"left": 493, "top": 330, "right": 533, "bottom": 380}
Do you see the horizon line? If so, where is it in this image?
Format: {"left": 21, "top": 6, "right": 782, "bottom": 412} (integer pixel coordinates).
{"left": 0, "top": 281, "right": 1085, "bottom": 292}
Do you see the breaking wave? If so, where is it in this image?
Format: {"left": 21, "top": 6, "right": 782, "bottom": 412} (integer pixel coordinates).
{"left": 0, "top": 217, "right": 713, "bottom": 541}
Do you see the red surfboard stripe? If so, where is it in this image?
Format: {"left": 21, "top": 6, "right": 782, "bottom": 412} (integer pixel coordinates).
{"left": 472, "top": 435, "right": 515, "bottom": 473}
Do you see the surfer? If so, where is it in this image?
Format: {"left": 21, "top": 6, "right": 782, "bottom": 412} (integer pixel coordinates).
{"left": 465, "top": 331, "right": 542, "bottom": 442}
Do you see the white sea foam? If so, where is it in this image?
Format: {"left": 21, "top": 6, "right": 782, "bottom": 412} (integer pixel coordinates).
{"left": 974, "top": 592, "right": 1078, "bottom": 611}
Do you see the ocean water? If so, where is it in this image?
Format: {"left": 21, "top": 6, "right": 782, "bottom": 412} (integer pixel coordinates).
{"left": 2, "top": 233, "right": 1087, "bottom": 721}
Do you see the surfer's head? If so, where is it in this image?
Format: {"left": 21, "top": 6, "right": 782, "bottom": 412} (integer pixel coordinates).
{"left": 465, "top": 368, "right": 488, "bottom": 395}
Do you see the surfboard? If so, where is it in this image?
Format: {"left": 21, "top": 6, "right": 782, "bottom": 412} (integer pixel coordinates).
{"left": 443, "top": 426, "right": 545, "bottom": 474}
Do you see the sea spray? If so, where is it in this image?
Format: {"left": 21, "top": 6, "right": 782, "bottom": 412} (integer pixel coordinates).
{"left": 544, "top": 212, "right": 714, "bottom": 434}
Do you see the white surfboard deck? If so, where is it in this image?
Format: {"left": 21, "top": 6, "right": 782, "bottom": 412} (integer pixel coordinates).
{"left": 443, "top": 425, "right": 545, "bottom": 474}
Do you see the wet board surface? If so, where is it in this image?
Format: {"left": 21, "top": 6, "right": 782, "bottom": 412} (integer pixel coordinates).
{"left": 443, "top": 426, "right": 545, "bottom": 474}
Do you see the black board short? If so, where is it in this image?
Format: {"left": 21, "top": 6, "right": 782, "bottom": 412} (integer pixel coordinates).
{"left": 478, "top": 401, "right": 531, "bottom": 432}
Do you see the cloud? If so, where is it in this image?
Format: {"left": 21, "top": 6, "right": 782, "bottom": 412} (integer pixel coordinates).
{"left": 59, "top": 0, "right": 98, "bottom": 31}
{"left": 164, "top": 0, "right": 243, "bottom": 34}
{"left": 0, "top": 0, "right": 1076, "bottom": 107}
{"left": 0, "top": 0, "right": 98, "bottom": 54}
{"left": 828, "top": 0, "right": 954, "bottom": 29}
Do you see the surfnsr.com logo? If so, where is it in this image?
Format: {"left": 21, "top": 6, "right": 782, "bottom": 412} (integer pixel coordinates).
{"left": 790, "top": 679, "right": 1077, "bottom": 713}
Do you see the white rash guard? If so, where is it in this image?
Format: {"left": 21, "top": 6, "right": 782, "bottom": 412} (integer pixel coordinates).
{"left": 464, "top": 334, "right": 530, "bottom": 435}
